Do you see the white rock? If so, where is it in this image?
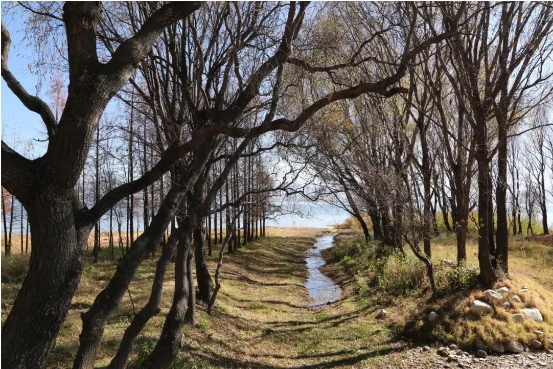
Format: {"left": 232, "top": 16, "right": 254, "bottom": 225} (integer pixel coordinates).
{"left": 520, "top": 288, "right": 530, "bottom": 293}
{"left": 449, "top": 344, "right": 458, "bottom": 350}
{"left": 506, "top": 340, "right": 524, "bottom": 353}
{"left": 497, "top": 287, "right": 509, "bottom": 294}
{"left": 428, "top": 311, "right": 440, "bottom": 324}
{"left": 502, "top": 301, "right": 511, "bottom": 309}
{"left": 376, "top": 309, "right": 388, "bottom": 319}
{"left": 469, "top": 300, "right": 493, "bottom": 315}
{"left": 534, "top": 330, "right": 544, "bottom": 336}
{"left": 521, "top": 308, "right": 543, "bottom": 322}
{"left": 512, "top": 313, "right": 525, "bottom": 323}
{"left": 483, "top": 289, "right": 502, "bottom": 300}
{"left": 512, "top": 295, "right": 522, "bottom": 303}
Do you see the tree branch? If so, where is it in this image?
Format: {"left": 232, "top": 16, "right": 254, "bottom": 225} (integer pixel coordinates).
{"left": 1, "top": 22, "right": 58, "bottom": 138}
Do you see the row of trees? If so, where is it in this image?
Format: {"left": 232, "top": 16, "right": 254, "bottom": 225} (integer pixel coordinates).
{"left": 290, "top": 2, "right": 553, "bottom": 293}
{"left": 2, "top": 2, "right": 552, "bottom": 369}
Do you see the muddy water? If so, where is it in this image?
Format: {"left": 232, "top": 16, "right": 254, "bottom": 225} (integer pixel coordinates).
{"left": 305, "top": 234, "right": 342, "bottom": 308}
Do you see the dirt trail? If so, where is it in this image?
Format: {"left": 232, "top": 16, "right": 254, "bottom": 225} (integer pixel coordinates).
{"left": 181, "top": 233, "right": 406, "bottom": 368}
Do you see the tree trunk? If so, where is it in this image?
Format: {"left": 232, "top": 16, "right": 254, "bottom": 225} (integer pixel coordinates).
{"left": 475, "top": 118, "right": 497, "bottom": 288}
{"left": 108, "top": 232, "right": 177, "bottom": 369}
{"left": 143, "top": 231, "right": 193, "bottom": 369}
{"left": 2, "top": 192, "right": 89, "bottom": 369}
{"left": 495, "top": 126, "right": 508, "bottom": 274}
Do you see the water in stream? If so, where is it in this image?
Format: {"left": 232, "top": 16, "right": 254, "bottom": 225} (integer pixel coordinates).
{"left": 305, "top": 234, "right": 342, "bottom": 308}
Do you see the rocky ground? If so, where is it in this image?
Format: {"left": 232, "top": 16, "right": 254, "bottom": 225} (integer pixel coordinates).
{"left": 385, "top": 344, "right": 553, "bottom": 369}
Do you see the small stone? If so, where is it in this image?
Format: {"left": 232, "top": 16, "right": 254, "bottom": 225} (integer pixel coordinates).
{"left": 475, "top": 339, "right": 487, "bottom": 351}
{"left": 422, "top": 345, "right": 430, "bottom": 351}
{"left": 521, "top": 307, "right": 543, "bottom": 322}
{"left": 483, "top": 289, "right": 502, "bottom": 300}
{"left": 512, "top": 295, "right": 522, "bottom": 303}
{"left": 506, "top": 340, "right": 524, "bottom": 353}
{"left": 512, "top": 313, "right": 525, "bottom": 323}
{"left": 376, "top": 309, "right": 387, "bottom": 319}
{"left": 520, "top": 288, "right": 530, "bottom": 293}
{"left": 437, "top": 347, "right": 449, "bottom": 357}
{"left": 490, "top": 342, "right": 505, "bottom": 353}
{"left": 531, "top": 340, "right": 543, "bottom": 350}
{"left": 449, "top": 344, "right": 458, "bottom": 351}
{"left": 534, "top": 329, "right": 544, "bottom": 336}
{"left": 469, "top": 300, "right": 493, "bottom": 315}
{"left": 428, "top": 311, "right": 440, "bottom": 324}
{"left": 497, "top": 286, "right": 509, "bottom": 294}
{"left": 475, "top": 350, "right": 487, "bottom": 358}
{"left": 537, "top": 361, "right": 547, "bottom": 367}
{"left": 447, "top": 354, "right": 455, "bottom": 362}
{"left": 502, "top": 301, "right": 511, "bottom": 309}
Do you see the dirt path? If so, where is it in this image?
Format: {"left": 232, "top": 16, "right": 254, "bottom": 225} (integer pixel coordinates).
{"left": 181, "top": 232, "right": 553, "bottom": 369}
{"left": 182, "top": 233, "right": 406, "bottom": 368}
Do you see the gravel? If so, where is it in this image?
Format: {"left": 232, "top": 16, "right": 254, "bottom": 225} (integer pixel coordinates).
{"left": 379, "top": 346, "right": 553, "bottom": 369}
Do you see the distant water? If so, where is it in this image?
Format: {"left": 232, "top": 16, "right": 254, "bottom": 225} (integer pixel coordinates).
{"left": 305, "top": 234, "right": 342, "bottom": 308}
{"left": 266, "top": 203, "right": 350, "bottom": 228}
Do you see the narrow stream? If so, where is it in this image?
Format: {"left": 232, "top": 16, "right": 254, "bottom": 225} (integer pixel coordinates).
{"left": 305, "top": 234, "right": 342, "bottom": 308}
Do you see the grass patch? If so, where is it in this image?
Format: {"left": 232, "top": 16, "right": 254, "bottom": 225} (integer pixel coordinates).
{"left": 328, "top": 231, "right": 553, "bottom": 351}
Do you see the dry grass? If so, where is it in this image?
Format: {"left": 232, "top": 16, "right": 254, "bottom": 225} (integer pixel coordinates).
{"left": 2, "top": 228, "right": 552, "bottom": 368}
{"left": 328, "top": 230, "right": 553, "bottom": 351}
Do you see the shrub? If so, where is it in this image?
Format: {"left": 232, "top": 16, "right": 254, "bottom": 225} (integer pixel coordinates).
{"left": 1, "top": 254, "right": 29, "bottom": 283}
{"left": 438, "top": 265, "right": 478, "bottom": 291}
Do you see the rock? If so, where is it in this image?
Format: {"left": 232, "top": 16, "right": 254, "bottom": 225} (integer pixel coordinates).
{"left": 521, "top": 307, "right": 543, "bottom": 322}
{"left": 490, "top": 342, "right": 505, "bottom": 353}
{"left": 531, "top": 339, "right": 543, "bottom": 350}
{"left": 448, "top": 344, "right": 458, "bottom": 351}
{"left": 483, "top": 289, "right": 502, "bottom": 300}
{"left": 469, "top": 300, "right": 493, "bottom": 315}
{"left": 502, "top": 301, "right": 511, "bottom": 309}
{"left": 437, "top": 347, "right": 449, "bottom": 357}
{"left": 520, "top": 288, "right": 530, "bottom": 293}
{"left": 534, "top": 329, "right": 544, "bottom": 336}
{"left": 512, "top": 313, "right": 525, "bottom": 323}
{"left": 422, "top": 345, "right": 430, "bottom": 351}
{"left": 512, "top": 295, "right": 522, "bottom": 303}
{"left": 475, "top": 339, "right": 487, "bottom": 351}
{"left": 506, "top": 340, "right": 524, "bottom": 353}
{"left": 475, "top": 350, "right": 487, "bottom": 358}
{"left": 537, "top": 361, "right": 548, "bottom": 367}
{"left": 447, "top": 354, "right": 455, "bottom": 362}
{"left": 497, "top": 286, "right": 509, "bottom": 294}
{"left": 428, "top": 311, "right": 439, "bottom": 324}
{"left": 376, "top": 309, "right": 387, "bottom": 319}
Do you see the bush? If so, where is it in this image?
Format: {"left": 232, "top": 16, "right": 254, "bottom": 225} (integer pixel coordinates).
{"left": 346, "top": 242, "right": 364, "bottom": 257}
{"left": 1, "top": 254, "right": 29, "bottom": 283}
{"left": 437, "top": 265, "right": 478, "bottom": 291}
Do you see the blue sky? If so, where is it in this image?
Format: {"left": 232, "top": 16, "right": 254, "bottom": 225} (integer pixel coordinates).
{"left": 1, "top": 12, "right": 50, "bottom": 157}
